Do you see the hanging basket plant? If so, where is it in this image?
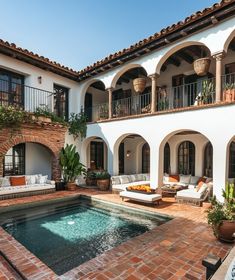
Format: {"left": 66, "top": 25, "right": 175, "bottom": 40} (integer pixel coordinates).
{"left": 193, "top": 57, "right": 211, "bottom": 76}
{"left": 133, "top": 78, "right": 146, "bottom": 93}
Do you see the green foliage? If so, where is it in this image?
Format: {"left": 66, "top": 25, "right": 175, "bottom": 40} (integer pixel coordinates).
{"left": 207, "top": 195, "right": 234, "bottom": 237}
{"left": 59, "top": 144, "right": 86, "bottom": 183}
{"left": 225, "top": 83, "right": 235, "bottom": 90}
{"left": 68, "top": 110, "right": 87, "bottom": 140}
{"left": 95, "top": 170, "right": 111, "bottom": 180}
{"left": 0, "top": 106, "right": 28, "bottom": 130}
{"left": 86, "top": 170, "right": 97, "bottom": 179}
{"left": 223, "top": 182, "right": 235, "bottom": 211}
{"left": 200, "top": 80, "right": 214, "bottom": 104}
{"left": 35, "top": 105, "right": 66, "bottom": 124}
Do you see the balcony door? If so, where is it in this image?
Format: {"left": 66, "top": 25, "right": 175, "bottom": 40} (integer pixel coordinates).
{"left": 0, "top": 69, "right": 24, "bottom": 107}
{"left": 53, "top": 84, "right": 69, "bottom": 120}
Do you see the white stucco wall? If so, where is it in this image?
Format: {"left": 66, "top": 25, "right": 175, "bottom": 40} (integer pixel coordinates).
{"left": 25, "top": 143, "right": 52, "bottom": 179}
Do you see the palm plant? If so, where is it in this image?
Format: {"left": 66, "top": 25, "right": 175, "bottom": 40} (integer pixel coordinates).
{"left": 59, "top": 144, "right": 86, "bottom": 183}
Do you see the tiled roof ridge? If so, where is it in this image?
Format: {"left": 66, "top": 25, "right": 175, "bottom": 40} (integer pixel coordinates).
{"left": 78, "top": 0, "right": 234, "bottom": 75}
{"left": 0, "top": 0, "right": 233, "bottom": 79}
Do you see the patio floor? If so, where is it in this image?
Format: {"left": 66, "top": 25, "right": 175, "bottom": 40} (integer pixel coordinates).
{"left": 0, "top": 188, "right": 233, "bottom": 280}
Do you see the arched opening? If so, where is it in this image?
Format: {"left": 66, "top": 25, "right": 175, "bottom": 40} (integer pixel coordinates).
{"left": 204, "top": 142, "right": 213, "bottom": 178}
{"left": 163, "top": 142, "right": 170, "bottom": 174}
{"left": 178, "top": 141, "right": 195, "bottom": 175}
{"left": 84, "top": 80, "right": 107, "bottom": 122}
{"left": 222, "top": 34, "right": 235, "bottom": 100}
{"left": 111, "top": 66, "right": 150, "bottom": 118}
{"left": 159, "top": 129, "right": 212, "bottom": 179}
{"left": 4, "top": 142, "right": 53, "bottom": 178}
{"left": 156, "top": 43, "right": 215, "bottom": 111}
{"left": 114, "top": 134, "right": 150, "bottom": 175}
{"left": 142, "top": 143, "right": 150, "bottom": 173}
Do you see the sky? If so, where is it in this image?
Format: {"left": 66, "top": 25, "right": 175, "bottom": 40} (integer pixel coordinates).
{"left": 0, "top": 0, "right": 217, "bottom": 71}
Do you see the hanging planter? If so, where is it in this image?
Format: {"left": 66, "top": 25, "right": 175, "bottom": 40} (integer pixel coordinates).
{"left": 133, "top": 78, "right": 146, "bottom": 93}
{"left": 193, "top": 57, "right": 211, "bottom": 76}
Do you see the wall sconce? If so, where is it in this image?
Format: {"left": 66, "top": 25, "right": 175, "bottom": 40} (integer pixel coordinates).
{"left": 126, "top": 150, "right": 131, "bottom": 158}
{"left": 38, "top": 76, "right": 42, "bottom": 84}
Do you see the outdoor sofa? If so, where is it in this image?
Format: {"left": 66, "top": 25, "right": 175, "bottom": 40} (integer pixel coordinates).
{"left": 0, "top": 174, "right": 55, "bottom": 200}
{"left": 111, "top": 173, "right": 150, "bottom": 193}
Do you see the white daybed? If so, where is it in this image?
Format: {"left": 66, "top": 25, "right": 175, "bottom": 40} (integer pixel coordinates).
{"left": 120, "top": 191, "right": 162, "bottom": 205}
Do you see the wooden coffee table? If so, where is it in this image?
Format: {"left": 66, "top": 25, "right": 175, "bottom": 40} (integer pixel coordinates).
{"left": 161, "top": 185, "right": 185, "bottom": 197}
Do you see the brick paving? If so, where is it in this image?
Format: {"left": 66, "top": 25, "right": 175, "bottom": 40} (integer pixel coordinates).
{"left": 0, "top": 189, "right": 233, "bottom": 280}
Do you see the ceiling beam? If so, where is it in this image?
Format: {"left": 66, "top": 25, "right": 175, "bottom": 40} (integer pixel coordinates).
{"left": 177, "top": 51, "right": 194, "bottom": 64}
{"left": 168, "top": 56, "right": 181, "bottom": 67}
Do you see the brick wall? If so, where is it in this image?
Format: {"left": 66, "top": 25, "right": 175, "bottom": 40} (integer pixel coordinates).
{"left": 0, "top": 122, "right": 67, "bottom": 180}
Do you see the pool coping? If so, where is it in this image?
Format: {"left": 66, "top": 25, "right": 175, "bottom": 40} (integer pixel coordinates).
{"left": 0, "top": 194, "right": 173, "bottom": 280}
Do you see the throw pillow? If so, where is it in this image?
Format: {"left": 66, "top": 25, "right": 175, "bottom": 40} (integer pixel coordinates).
{"left": 168, "top": 175, "right": 179, "bottom": 183}
{"left": 0, "top": 177, "right": 10, "bottom": 187}
{"left": 36, "top": 175, "right": 48, "bottom": 184}
{"left": 120, "top": 175, "right": 130, "bottom": 184}
{"left": 190, "top": 176, "right": 200, "bottom": 185}
{"left": 111, "top": 176, "right": 121, "bottom": 185}
{"left": 10, "top": 176, "right": 26, "bottom": 186}
{"left": 197, "top": 183, "right": 208, "bottom": 194}
{"left": 196, "top": 177, "right": 207, "bottom": 191}
{"left": 179, "top": 175, "right": 191, "bottom": 184}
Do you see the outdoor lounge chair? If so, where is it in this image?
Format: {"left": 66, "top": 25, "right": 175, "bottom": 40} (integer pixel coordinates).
{"left": 120, "top": 190, "right": 162, "bottom": 206}
{"left": 176, "top": 183, "right": 212, "bottom": 206}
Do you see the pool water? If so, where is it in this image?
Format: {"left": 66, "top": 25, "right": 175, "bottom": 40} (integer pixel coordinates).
{"left": 2, "top": 198, "right": 170, "bottom": 275}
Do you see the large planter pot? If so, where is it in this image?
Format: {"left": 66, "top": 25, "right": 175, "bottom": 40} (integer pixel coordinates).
{"left": 223, "top": 89, "right": 235, "bottom": 102}
{"left": 193, "top": 57, "right": 211, "bottom": 76}
{"left": 133, "top": 78, "right": 146, "bottom": 93}
{"left": 66, "top": 182, "right": 77, "bottom": 191}
{"left": 97, "top": 179, "right": 110, "bottom": 191}
{"left": 217, "top": 220, "right": 235, "bottom": 243}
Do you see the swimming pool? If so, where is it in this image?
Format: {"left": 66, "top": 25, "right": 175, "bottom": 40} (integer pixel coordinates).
{"left": 1, "top": 197, "right": 170, "bottom": 275}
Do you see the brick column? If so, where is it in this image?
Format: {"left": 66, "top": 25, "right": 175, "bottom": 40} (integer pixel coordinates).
{"left": 149, "top": 74, "right": 158, "bottom": 113}
{"left": 107, "top": 87, "right": 113, "bottom": 119}
{"left": 213, "top": 52, "right": 224, "bottom": 103}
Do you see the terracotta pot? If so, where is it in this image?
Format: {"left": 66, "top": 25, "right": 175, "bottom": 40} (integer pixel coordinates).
{"left": 133, "top": 78, "right": 146, "bottom": 93}
{"left": 193, "top": 57, "right": 211, "bottom": 76}
{"left": 97, "top": 179, "right": 110, "bottom": 191}
{"left": 223, "top": 89, "right": 235, "bottom": 102}
{"left": 66, "top": 182, "right": 77, "bottom": 191}
{"left": 218, "top": 220, "right": 235, "bottom": 243}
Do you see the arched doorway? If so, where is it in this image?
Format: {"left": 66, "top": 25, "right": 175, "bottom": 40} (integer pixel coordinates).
{"left": 163, "top": 142, "right": 170, "bottom": 174}
{"left": 228, "top": 141, "right": 235, "bottom": 179}
{"left": 142, "top": 143, "right": 150, "bottom": 173}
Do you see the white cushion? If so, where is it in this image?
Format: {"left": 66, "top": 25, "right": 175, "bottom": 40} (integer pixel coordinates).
{"left": 176, "top": 189, "right": 202, "bottom": 199}
{"left": 0, "top": 184, "right": 54, "bottom": 195}
{"left": 179, "top": 175, "right": 191, "bottom": 184}
{"left": 197, "top": 183, "right": 208, "bottom": 194}
{"left": 0, "top": 177, "right": 10, "bottom": 187}
{"left": 111, "top": 176, "right": 121, "bottom": 185}
{"left": 36, "top": 175, "right": 48, "bottom": 184}
{"left": 163, "top": 174, "right": 169, "bottom": 184}
{"left": 129, "top": 175, "right": 137, "bottom": 182}
{"left": 142, "top": 173, "right": 150, "bottom": 181}
{"left": 136, "top": 174, "right": 143, "bottom": 181}
{"left": 26, "top": 175, "right": 39, "bottom": 185}
{"left": 188, "top": 184, "right": 197, "bottom": 189}
{"left": 176, "top": 182, "right": 188, "bottom": 187}
{"left": 120, "top": 175, "right": 130, "bottom": 184}
{"left": 190, "top": 176, "right": 200, "bottom": 185}
{"left": 120, "top": 191, "right": 161, "bottom": 203}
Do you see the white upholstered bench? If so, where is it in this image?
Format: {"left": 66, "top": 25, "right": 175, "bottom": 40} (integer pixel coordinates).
{"left": 120, "top": 191, "right": 162, "bottom": 205}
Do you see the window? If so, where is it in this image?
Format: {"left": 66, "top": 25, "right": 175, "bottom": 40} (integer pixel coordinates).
{"left": 53, "top": 84, "right": 69, "bottom": 120}
{"left": 0, "top": 69, "right": 24, "bottom": 107}
{"left": 142, "top": 143, "right": 150, "bottom": 173}
{"left": 4, "top": 144, "right": 25, "bottom": 176}
{"left": 204, "top": 142, "right": 213, "bottom": 177}
{"left": 90, "top": 141, "right": 104, "bottom": 170}
{"left": 178, "top": 141, "right": 195, "bottom": 175}
{"left": 229, "top": 141, "right": 235, "bottom": 178}
{"left": 164, "top": 142, "right": 170, "bottom": 173}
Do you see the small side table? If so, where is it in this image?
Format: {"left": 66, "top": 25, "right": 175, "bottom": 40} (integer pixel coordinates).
{"left": 161, "top": 185, "right": 184, "bottom": 197}
{"left": 55, "top": 181, "right": 66, "bottom": 191}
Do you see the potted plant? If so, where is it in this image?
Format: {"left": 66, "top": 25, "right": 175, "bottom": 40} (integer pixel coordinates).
{"left": 59, "top": 144, "right": 86, "bottom": 191}
{"left": 85, "top": 169, "right": 97, "bottom": 186}
{"left": 207, "top": 184, "right": 235, "bottom": 243}
{"left": 96, "top": 171, "right": 111, "bottom": 191}
{"left": 34, "top": 105, "right": 52, "bottom": 123}
{"left": 197, "top": 80, "right": 214, "bottom": 105}
{"left": 223, "top": 83, "right": 235, "bottom": 102}
{"left": 193, "top": 57, "right": 211, "bottom": 76}
{"left": 98, "top": 104, "right": 109, "bottom": 120}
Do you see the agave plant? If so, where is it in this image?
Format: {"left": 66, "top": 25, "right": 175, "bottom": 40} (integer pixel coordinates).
{"left": 59, "top": 144, "right": 86, "bottom": 183}
{"left": 223, "top": 182, "right": 235, "bottom": 211}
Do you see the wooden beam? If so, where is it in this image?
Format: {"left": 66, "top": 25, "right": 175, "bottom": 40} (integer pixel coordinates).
{"left": 177, "top": 51, "right": 194, "bottom": 64}
{"left": 211, "top": 15, "right": 218, "bottom": 24}
{"left": 168, "top": 56, "right": 181, "bottom": 67}
{"left": 180, "top": 30, "right": 187, "bottom": 37}
{"left": 161, "top": 64, "right": 167, "bottom": 72}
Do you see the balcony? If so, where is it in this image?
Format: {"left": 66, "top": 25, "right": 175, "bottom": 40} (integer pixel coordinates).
{"left": 86, "top": 77, "right": 218, "bottom": 122}
{"left": 0, "top": 78, "right": 54, "bottom": 113}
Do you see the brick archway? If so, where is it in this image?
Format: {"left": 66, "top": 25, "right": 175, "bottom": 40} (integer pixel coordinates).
{"left": 0, "top": 124, "right": 67, "bottom": 180}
